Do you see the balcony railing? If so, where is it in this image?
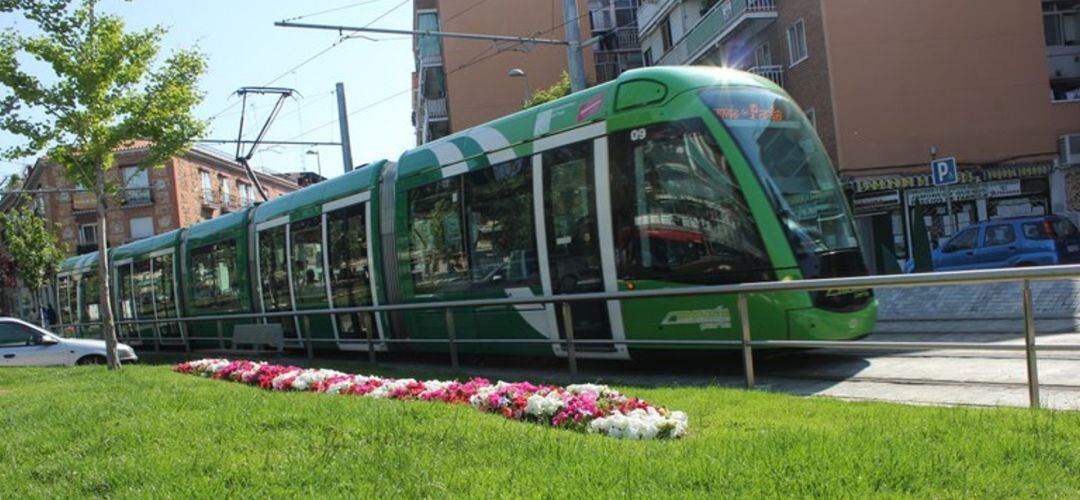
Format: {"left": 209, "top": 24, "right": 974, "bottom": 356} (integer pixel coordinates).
{"left": 425, "top": 97, "right": 448, "bottom": 121}
{"left": 202, "top": 188, "right": 219, "bottom": 207}
{"left": 657, "top": 0, "right": 777, "bottom": 66}
{"left": 747, "top": 65, "right": 784, "bottom": 87}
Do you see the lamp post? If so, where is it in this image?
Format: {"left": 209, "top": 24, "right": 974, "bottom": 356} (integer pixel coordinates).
{"left": 508, "top": 68, "right": 530, "bottom": 104}
{"left": 305, "top": 149, "right": 322, "bottom": 177}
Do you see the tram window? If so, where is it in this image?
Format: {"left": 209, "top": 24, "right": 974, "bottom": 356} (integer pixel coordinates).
{"left": 116, "top": 264, "right": 134, "bottom": 320}
{"left": 58, "top": 276, "right": 76, "bottom": 324}
{"left": 83, "top": 272, "right": 101, "bottom": 321}
{"left": 610, "top": 119, "right": 772, "bottom": 284}
{"left": 327, "top": 203, "right": 371, "bottom": 306}
{"left": 408, "top": 177, "right": 467, "bottom": 295}
{"left": 134, "top": 259, "right": 155, "bottom": 319}
{"left": 291, "top": 217, "right": 327, "bottom": 307}
{"left": 189, "top": 239, "right": 242, "bottom": 312}
{"left": 153, "top": 254, "right": 176, "bottom": 317}
{"left": 259, "top": 226, "right": 290, "bottom": 311}
{"left": 463, "top": 158, "right": 539, "bottom": 289}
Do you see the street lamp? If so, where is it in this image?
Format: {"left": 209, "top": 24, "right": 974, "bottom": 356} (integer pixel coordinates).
{"left": 508, "top": 68, "right": 530, "bottom": 104}
{"left": 305, "top": 149, "right": 322, "bottom": 177}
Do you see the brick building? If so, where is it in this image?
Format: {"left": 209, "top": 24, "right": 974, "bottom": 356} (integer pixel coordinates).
{"left": 638, "top": 0, "right": 1080, "bottom": 273}
{"left": 0, "top": 143, "right": 298, "bottom": 257}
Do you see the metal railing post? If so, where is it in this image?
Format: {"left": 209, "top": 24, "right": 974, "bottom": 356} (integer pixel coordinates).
{"left": 363, "top": 312, "right": 377, "bottom": 365}
{"left": 1022, "top": 279, "right": 1040, "bottom": 409}
{"left": 560, "top": 301, "right": 578, "bottom": 378}
{"left": 445, "top": 308, "right": 460, "bottom": 371}
{"left": 738, "top": 293, "right": 755, "bottom": 389}
{"left": 302, "top": 314, "right": 314, "bottom": 360}
{"left": 181, "top": 318, "right": 192, "bottom": 354}
{"left": 216, "top": 319, "right": 225, "bottom": 350}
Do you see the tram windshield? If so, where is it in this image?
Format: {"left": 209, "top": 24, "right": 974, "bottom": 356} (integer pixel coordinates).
{"left": 700, "top": 88, "right": 859, "bottom": 256}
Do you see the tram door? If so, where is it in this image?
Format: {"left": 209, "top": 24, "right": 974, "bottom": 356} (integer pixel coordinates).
{"left": 324, "top": 195, "right": 383, "bottom": 351}
{"left": 537, "top": 137, "right": 624, "bottom": 355}
{"left": 256, "top": 221, "right": 301, "bottom": 345}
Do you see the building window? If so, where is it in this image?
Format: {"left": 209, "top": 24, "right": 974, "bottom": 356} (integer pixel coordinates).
{"left": 643, "top": 47, "right": 653, "bottom": 66}
{"left": 238, "top": 182, "right": 253, "bottom": 206}
{"left": 660, "top": 15, "right": 673, "bottom": 53}
{"left": 200, "top": 171, "right": 213, "bottom": 204}
{"left": 1044, "top": 1, "right": 1079, "bottom": 47}
{"left": 79, "top": 223, "right": 98, "bottom": 244}
{"left": 787, "top": 19, "right": 808, "bottom": 67}
{"left": 130, "top": 217, "right": 154, "bottom": 240}
{"left": 220, "top": 176, "right": 232, "bottom": 206}
{"left": 804, "top": 107, "right": 817, "bottom": 128}
{"left": 753, "top": 42, "right": 772, "bottom": 67}
{"left": 121, "top": 166, "right": 151, "bottom": 205}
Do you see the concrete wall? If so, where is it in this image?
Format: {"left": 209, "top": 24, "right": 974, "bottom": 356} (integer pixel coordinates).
{"left": 821, "top": 0, "right": 1080, "bottom": 173}
{"left": 438, "top": 0, "right": 598, "bottom": 131}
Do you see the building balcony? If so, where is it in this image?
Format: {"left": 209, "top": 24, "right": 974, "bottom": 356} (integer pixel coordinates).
{"left": 657, "top": 0, "right": 777, "bottom": 66}
{"left": 425, "top": 97, "right": 448, "bottom": 121}
{"left": 747, "top": 64, "right": 784, "bottom": 87}
{"left": 202, "top": 188, "right": 220, "bottom": 207}
{"left": 220, "top": 193, "right": 241, "bottom": 213}
{"left": 121, "top": 187, "right": 152, "bottom": 207}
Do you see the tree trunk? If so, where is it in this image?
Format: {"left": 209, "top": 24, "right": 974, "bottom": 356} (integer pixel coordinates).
{"left": 95, "top": 167, "right": 121, "bottom": 370}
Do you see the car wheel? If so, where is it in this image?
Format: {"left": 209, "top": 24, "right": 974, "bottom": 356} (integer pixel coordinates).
{"left": 76, "top": 355, "right": 106, "bottom": 365}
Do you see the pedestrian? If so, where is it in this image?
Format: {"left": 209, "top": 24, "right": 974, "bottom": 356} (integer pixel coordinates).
{"left": 46, "top": 304, "right": 58, "bottom": 326}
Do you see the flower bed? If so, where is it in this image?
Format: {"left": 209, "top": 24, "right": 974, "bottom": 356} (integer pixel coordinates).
{"left": 175, "top": 359, "right": 688, "bottom": 440}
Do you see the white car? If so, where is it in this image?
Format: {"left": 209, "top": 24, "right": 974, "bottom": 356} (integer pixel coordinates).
{"left": 0, "top": 318, "right": 138, "bottom": 366}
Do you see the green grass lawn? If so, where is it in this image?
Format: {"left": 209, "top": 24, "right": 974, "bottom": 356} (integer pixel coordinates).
{"left": 1, "top": 363, "right": 1078, "bottom": 498}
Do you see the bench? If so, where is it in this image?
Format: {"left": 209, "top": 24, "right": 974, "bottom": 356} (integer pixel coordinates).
{"left": 229, "top": 323, "right": 285, "bottom": 353}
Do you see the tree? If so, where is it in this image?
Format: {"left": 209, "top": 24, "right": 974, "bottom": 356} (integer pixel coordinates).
{"left": 523, "top": 72, "right": 572, "bottom": 109}
{"left": 1, "top": 204, "right": 65, "bottom": 320}
{"left": 0, "top": 0, "right": 207, "bottom": 369}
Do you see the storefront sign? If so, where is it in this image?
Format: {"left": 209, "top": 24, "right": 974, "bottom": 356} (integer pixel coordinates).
{"left": 853, "top": 190, "right": 900, "bottom": 213}
{"left": 907, "top": 180, "right": 1021, "bottom": 205}
{"left": 848, "top": 162, "right": 1051, "bottom": 194}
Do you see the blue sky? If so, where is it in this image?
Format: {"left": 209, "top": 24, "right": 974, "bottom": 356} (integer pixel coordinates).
{"left": 0, "top": 0, "right": 417, "bottom": 181}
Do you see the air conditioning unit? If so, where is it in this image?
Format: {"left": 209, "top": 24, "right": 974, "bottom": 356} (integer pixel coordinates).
{"left": 1061, "top": 134, "right": 1080, "bottom": 166}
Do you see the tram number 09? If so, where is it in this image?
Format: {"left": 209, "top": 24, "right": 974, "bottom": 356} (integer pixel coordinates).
{"left": 629, "top": 128, "right": 647, "bottom": 142}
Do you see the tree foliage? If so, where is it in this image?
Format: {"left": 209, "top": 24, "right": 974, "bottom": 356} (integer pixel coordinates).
{"left": 0, "top": 0, "right": 207, "bottom": 369}
{"left": 523, "top": 72, "right": 572, "bottom": 109}
{"left": 1, "top": 205, "right": 64, "bottom": 291}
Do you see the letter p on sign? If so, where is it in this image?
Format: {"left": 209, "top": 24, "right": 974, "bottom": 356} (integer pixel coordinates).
{"left": 931, "top": 157, "right": 958, "bottom": 186}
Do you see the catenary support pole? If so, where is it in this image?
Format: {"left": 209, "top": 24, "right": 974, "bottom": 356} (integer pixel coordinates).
{"left": 1022, "top": 279, "right": 1041, "bottom": 409}
{"left": 363, "top": 312, "right": 377, "bottom": 365}
{"left": 561, "top": 0, "right": 587, "bottom": 92}
{"left": 738, "top": 293, "right": 755, "bottom": 389}
{"left": 335, "top": 82, "right": 354, "bottom": 173}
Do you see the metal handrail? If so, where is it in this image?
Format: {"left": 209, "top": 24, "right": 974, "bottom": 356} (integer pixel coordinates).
{"left": 50, "top": 263, "right": 1080, "bottom": 409}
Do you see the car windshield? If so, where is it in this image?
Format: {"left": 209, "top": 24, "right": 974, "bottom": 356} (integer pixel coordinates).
{"left": 700, "top": 87, "right": 859, "bottom": 256}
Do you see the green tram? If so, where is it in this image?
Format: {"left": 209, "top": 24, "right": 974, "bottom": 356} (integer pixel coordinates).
{"left": 55, "top": 66, "right": 876, "bottom": 359}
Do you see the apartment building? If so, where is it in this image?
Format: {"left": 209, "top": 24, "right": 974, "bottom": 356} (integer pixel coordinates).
{"left": 589, "top": 0, "right": 645, "bottom": 83}
{"left": 412, "top": 0, "right": 599, "bottom": 144}
{"left": 1, "top": 143, "right": 297, "bottom": 257}
{"left": 639, "top": 0, "right": 1080, "bottom": 273}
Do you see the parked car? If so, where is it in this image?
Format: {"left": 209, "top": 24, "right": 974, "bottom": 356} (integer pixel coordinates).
{"left": 905, "top": 215, "right": 1080, "bottom": 272}
{"left": 0, "top": 318, "right": 137, "bottom": 366}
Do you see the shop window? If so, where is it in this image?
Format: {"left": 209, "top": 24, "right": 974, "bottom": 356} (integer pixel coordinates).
{"left": 942, "top": 227, "right": 979, "bottom": 253}
{"left": 610, "top": 119, "right": 771, "bottom": 284}
{"left": 983, "top": 225, "right": 1016, "bottom": 247}
{"left": 189, "top": 239, "right": 242, "bottom": 312}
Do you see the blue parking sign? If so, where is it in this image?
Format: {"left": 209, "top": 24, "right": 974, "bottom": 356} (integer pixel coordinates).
{"left": 931, "top": 157, "right": 958, "bottom": 186}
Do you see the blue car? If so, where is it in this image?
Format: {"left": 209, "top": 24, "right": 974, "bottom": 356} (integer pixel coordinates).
{"left": 907, "top": 215, "right": 1080, "bottom": 272}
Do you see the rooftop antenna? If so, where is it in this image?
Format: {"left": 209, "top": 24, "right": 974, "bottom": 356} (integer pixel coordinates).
{"left": 232, "top": 86, "right": 300, "bottom": 201}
